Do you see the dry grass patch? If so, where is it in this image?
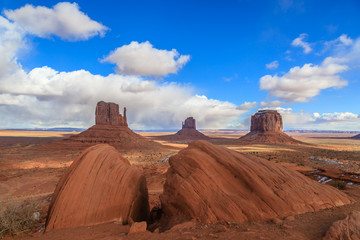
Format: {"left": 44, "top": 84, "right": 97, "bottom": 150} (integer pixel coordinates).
{"left": 0, "top": 197, "right": 43, "bottom": 238}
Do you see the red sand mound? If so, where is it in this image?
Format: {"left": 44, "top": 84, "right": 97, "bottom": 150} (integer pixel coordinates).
{"left": 160, "top": 141, "right": 353, "bottom": 229}
{"left": 323, "top": 211, "right": 360, "bottom": 240}
{"left": 155, "top": 117, "right": 210, "bottom": 141}
{"left": 46, "top": 144, "right": 149, "bottom": 231}
{"left": 239, "top": 110, "right": 301, "bottom": 144}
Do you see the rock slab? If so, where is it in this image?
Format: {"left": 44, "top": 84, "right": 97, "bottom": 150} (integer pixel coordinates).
{"left": 160, "top": 140, "right": 353, "bottom": 229}
{"left": 46, "top": 144, "right": 149, "bottom": 231}
{"left": 323, "top": 211, "right": 360, "bottom": 240}
{"left": 95, "top": 101, "right": 127, "bottom": 126}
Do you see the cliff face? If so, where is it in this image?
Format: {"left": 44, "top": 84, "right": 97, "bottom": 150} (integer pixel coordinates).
{"left": 239, "top": 110, "right": 300, "bottom": 144}
{"left": 95, "top": 101, "right": 127, "bottom": 127}
{"left": 250, "top": 110, "right": 283, "bottom": 132}
{"left": 67, "top": 101, "right": 161, "bottom": 149}
{"left": 182, "top": 117, "right": 196, "bottom": 129}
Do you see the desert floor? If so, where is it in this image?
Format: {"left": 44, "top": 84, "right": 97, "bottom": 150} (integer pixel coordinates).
{"left": 0, "top": 130, "right": 359, "bottom": 239}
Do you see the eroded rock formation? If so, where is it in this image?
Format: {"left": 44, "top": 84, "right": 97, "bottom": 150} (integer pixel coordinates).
{"left": 67, "top": 101, "right": 160, "bottom": 149}
{"left": 323, "top": 211, "right": 360, "bottom": 240}
{"left": 182, "top": 117, "right": 196, "bottom": 129}
{"left": 46, "top": 144, "right": 149, "bottom": 231}
{"left": 239, "top": 110, "right": 300, "bottom": 144}
{"left": 160, "top": 141, "right": 353, "bottom": 229}
{"left": 154, "top": 117, "right": 210, "bottom": 141}
{"left": 250, "top": 110, "right": 282, "bottom": 132}
{"left": 95, "top": 101, "right": 127, "bottom": 126}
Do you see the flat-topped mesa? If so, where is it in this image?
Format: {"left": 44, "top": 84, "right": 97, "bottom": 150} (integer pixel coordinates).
{"left": 251, "top": 110, "right": 283, "bottom": 132}
{"left": 182, "top": 117, "right": 196, "bottom": 129}
{"left": 95, "top": 101, "right": 127, "bottom": 127}
{"left": 238, "top": 109, "right": 301, "bottom": 144}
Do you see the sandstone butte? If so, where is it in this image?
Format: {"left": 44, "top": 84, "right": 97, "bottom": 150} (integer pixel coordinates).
{"left": 66, "top": 101, "right": 159, "bottom": 149}
{"left": 239, "top": 110, "right": 301, "bottom": 144}
{"left": 160, "top": 140, "right": 353, "bottom": 230}
{"left": 156, "top": 117, "right": 210, "bottom": 141}
{"left": 323, "top": 211, "right": 360, "bottom": 240}
{"left": 45, "top": 144, "right": 149, "bottom": 231}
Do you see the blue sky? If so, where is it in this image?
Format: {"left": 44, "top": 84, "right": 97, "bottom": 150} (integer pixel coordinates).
{"left": 0, "top": 0, "right": 359, "bottom": 130}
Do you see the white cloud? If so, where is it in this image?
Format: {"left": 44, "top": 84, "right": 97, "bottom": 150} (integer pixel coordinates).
{"left": 338, "top": 34, "right": 353, "bottom": 46}
{"left": 101, "top": 41, "right": 190, "bottom": 76}
{"left": 259, "top": 107, "right": 360, "bottom": 130}
{"left": 236, "top": 101, "right": 257, "bottom": 110}
{"left": 313, "top": 112, "right": 359, "bottom": 122}
{"left": 260, "top": 100, "right": 283, "bottom": 107}
{"left": 265, "top": 60, "right": 279, "bottom": 69}
{"left": 0, "top": 67, "right": 240, "bottom": 129}
{"left": 291, "top": 33, "right": 312, "bottom": 54}
{"left": 4, "top": 2, "right": 108, "bottom": 41}
{"left": 323, "top": 34, "right": 354, "bottom": 54}
{"left": 0, "top": 18, "right": 239, "bottom": 129}
{"left": 260, "top": 57, "right": 348, "bottom": 102}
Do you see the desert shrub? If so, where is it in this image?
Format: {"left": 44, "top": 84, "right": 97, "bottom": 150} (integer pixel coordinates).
{"left": 0, "top": 197, "right": 41, "bottom": 238}
{"left": 331, "top": 180, "right": 347, "bottom": 190}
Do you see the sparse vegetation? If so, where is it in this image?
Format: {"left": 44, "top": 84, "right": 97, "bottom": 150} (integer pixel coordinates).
{"left": 331, "top": 180, "right": 347, "bottom": 190}
{"left": 0, "top": 197, "right": 42, "bottom": 238}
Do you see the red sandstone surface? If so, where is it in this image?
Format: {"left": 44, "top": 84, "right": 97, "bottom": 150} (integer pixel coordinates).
{"left": 95, "top": 101, "right": 127, "bottom": 126}
{"left": 323, "top": 211, "right": 360, "bottom": 240}
{"left": 239, "top": 110, "right": 301, "bottom": 144}
{"left": 160, "top": 140, "right": 353, "bottom": 229}
{"left": 46, "top": 144, "right": 149, "bottom": 231}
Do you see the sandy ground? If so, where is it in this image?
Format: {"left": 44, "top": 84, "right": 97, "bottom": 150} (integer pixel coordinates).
{"left": 0, "top": 130, "right": 360, "bottom": 239}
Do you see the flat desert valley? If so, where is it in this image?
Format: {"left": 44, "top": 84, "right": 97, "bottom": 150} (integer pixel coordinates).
{"left": 0, "top": 129, "right": 359, "bottom": 240}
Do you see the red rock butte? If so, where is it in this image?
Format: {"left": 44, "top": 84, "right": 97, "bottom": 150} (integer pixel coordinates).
{"left": 66, "top": 101, "right": 160, "bottom": 149}
{"left": 95, "top": 101, "right": 128, "bottom": 126}
{"left": 46, "top": 144, "right": 149, "bottom": 231}
{"left": 160, "top": 140, "right": 353, "bottom": 229}
{"left": 155, "top": 117, "right": 210, "bottom": 141}
{"left": 239, "top": 110, "right": 301, "bottom": 144}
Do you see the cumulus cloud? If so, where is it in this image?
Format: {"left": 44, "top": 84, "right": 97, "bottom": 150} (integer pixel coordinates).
{"left": 265, "top": 60, "right": 279, "bottom": 69}
{"left": 0, "top": 67, "right": 240, "bottom": 129}
{"left": 260, "top": 100, "right": 283, "bottom": 107}
{"left": 101, "top": 41, "right": 190, "bottom": 76}
{"left": 313, "top": 112, "right": 359, "bottom": 123}
{"left": 323, "top": 34, "right": 354, "bottom": 54}
{"left": 260, "top": 107, "right": 360, "bottom": 130}
{"left": 291, "top": 33, "right": 312, "bottom": 54}
{"left": 0, "top": 17, "right": 239, "bottom": 129}
{"left": 236, "top": 101, "right": 257, "bottom": 110}
{"left": 260, "top": 57, "right": 348, "bottom": 102}
{"left": 4, "top": 2, "right": 108, "bottom": 40}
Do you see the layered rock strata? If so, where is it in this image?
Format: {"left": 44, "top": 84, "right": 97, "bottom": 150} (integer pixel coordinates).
{"left": 239, "top": 110, "right": 300, "bottom": 144}
{"left": 160, "top": 141, "right": 353, "bottom": 229}
{"left": 155, "top": 117, "right": 210, "bottom": 141}
{"left": 46, "top": 144, "right": 149, "bottom": 231}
